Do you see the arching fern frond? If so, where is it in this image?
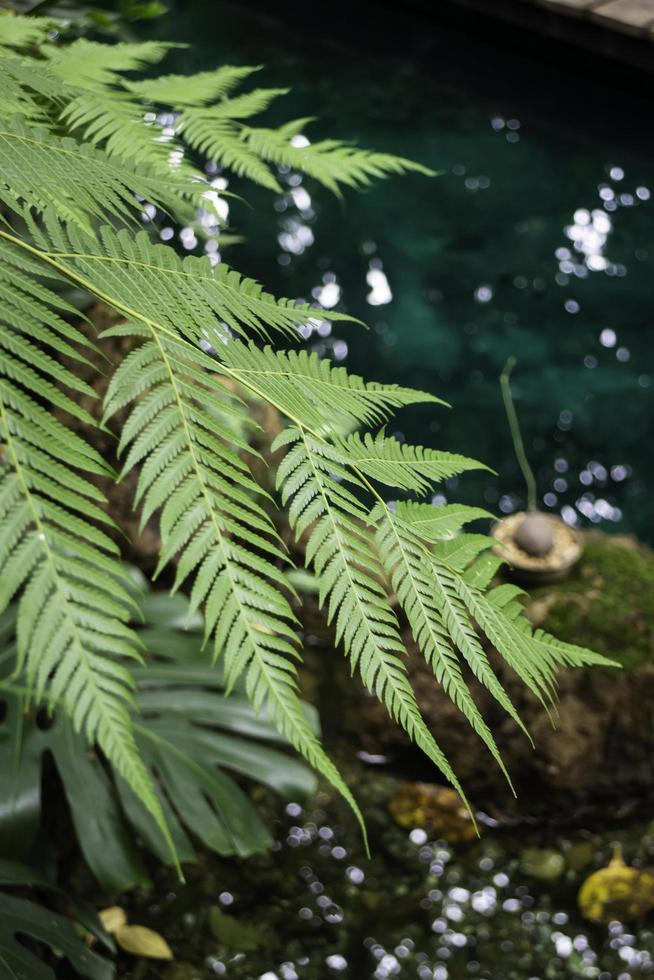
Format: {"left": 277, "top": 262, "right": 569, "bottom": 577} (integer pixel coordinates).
{"left": 244, "top": 119, "right": 436, "bottom": 196}
{"left": 334, "top": 431, "right": 489, "bottom": 493}
{"left": 0, "top": 238, "right": 176, "bottom": 868}
{"left": 124, "top": 64, "right": 261, "bottom": 107}
{"left": 274, "top": 426, "right": 469, "bottom": 804}
{"left": 0, "top": 11, "right": 56, "bottom": 51}
{"left": 42, "top": 38, "right": 176, "bottom": 87}
{"left": 217, "top": 342, "right": 443, "bottom": 431}
{"left": 26, "top": 219, "right": 357, "bottom": 342}
{"left": 0, "top": 117, "right": 194, "bottom": 231}
{"left": 60, "top": 91, "right": 191, "bottom": 173}
{"left": 373, "top": 503, "right": 530, "bottom": 759}
{"left": 102, "top": 319, "right": 367, "bottom": 840}
{"left": 0, "top": 57, "right": 64, "bottom": 122}
{"left": 175, "top": 115, "right": 285, "bottom": 193}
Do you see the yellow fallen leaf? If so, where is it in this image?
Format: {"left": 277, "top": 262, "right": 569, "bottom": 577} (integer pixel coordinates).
{"left": 115, "top": 924, "right": 173, "bottom": 960}
{"left": 98, "top": 906, "right": 127, "bottom": 935}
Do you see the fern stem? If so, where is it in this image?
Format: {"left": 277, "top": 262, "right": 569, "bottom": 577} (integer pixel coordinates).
{"left": 499, "top": 357, "right": 537, "bottom": 512}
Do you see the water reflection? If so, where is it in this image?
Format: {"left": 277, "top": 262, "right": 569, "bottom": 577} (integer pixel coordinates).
{"left": 144, "top": 3, "right": 654, "bottom": 544}
{"left": 151, "top": 793, "right": 654, "bottom": 980}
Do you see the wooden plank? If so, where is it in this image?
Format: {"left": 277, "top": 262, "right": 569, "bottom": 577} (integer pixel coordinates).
{"left": 592, "top": 0, "right": 654, "bottom": 32}
{"left": 538, "top": 0, "right": 602, "bottom": 10}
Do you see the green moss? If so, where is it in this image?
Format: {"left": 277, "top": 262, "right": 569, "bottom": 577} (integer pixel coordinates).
{"left": 530, "top": 537, "right": 654, "bottom": 670}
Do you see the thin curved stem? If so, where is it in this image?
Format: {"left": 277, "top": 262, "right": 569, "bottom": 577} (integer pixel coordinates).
{"left": 500, "top": 358, "right": 537, "bottom": 512}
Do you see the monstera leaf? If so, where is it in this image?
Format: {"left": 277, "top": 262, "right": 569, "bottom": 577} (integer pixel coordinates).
{"left": 0, "top": 584, "right": 317, "bottom": 890}
{"left": 0, "top": 859, "right": 114, "bottom": 980}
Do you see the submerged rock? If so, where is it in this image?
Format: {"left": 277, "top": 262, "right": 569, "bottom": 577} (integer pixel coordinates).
{"left": 388, "top": 783, "right": 477, "bottom": 843}
{"left": 520, "top": 847, "right": 566, "bottom": 881}
{"left": 578, "top": 848, "right": 654, "bottom": 924}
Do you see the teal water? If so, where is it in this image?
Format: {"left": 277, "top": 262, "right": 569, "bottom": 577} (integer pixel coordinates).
{"left": 111, "top": 11, "right": 654, "bottom": 978}
{"left": 149, "top": 0, "right": 654, "bottom": 542}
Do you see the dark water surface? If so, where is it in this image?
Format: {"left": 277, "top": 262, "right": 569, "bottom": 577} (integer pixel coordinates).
{"left": 114, "top": 11, "right": 654, "bottom": 978}
{"left": 151, "top": 0, "right": 654, "bottom": 542}
{"left": 122, "top": 766, "right": 654, "bottom": 980}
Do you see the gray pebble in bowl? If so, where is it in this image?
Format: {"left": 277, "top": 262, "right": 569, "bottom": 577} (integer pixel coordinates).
{"left": 513, "top": 511, "right": 555, "bottom": 557}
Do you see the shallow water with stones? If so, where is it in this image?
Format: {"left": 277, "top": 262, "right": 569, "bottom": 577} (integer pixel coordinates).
{"left": 116, "top": 760, "right": 654, "bottom": 980}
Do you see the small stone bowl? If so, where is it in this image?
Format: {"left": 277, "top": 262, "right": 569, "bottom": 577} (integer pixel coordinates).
{"left": 491, "top": 511, "right": 582, "bottom": 584}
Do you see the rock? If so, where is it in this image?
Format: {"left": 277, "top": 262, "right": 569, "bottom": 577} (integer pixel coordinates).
{"left": 513, "top": 512, "right": 555, "bottom": 557}
{"left": 350, "top": 533, "right": 654, "bottom": 818}
{"left": 208, "top": 906, "right": 263, "bottom": 952}
{"left": 520, "top": 847, "right": 565, "bottom": 881}
{"left": 578, "top": 848, "right": 654, "bottom": 923}
{"left": 388, "top": 783, "right": 477, "bottom": 843}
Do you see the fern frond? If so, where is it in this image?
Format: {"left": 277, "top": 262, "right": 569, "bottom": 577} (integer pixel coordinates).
{"left": 0, "top": 238, "right": 176, "bottom": 867}
{"left": 0, "top": 118, "right": 194, "bottom": 231}
{"left": 392, "top": 501, "right": 493, "bottom": 540}
{"left": 335, "top": 431, "right": 489, "bottom": 493}
{"left": 217, "top": 342, "right": 443, "bottom": 431}
{"left": 244, "top": 119, "right": 436, "bottom": 196}
{"left": 432, "top": 533, "right": 495, "bottom": 570}
{"left": 177, "top": 116, "right": 283, "bottom": 192}
{"left": 486, "top": 583, "right": 619, "bottom": 671}
{"left": 124, "top": 65, "right": 261, "bottom": 107}
{"left": 371, "top": 502, "right": 524, "bottom": 784}
{"left": 0, "top": 11, "right": 56, "bottom": 51}
{"left": 60, "top": 91, "right": 190, "bottom": 173}
{"left": 26, "top": 219, "right": 356, "bottom": 342}
{"left": 0, "top": 57, "right": 64, "bottom": 121}
{"left": 42, "top": 38, "right": 176, "bottom": 87}
{"left": 103, "top": 320, "right": 367, "bottom": 839}
{"left": 275, "top": 426, "right": 470, "bottom": 804}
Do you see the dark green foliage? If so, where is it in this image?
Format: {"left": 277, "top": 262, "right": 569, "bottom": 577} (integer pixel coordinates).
{"left": 0, "top": 860, "right": 114, "bottom": 980}
{"left": 0, "top": 586, "right": 317, "bottom": 891}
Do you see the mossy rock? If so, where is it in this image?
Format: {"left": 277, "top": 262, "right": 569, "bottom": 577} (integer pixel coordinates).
{"left": 528, "top": 535, "right": 654, "bottom": 670}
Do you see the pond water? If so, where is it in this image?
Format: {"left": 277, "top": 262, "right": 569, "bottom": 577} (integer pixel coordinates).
{"left": 115, "top": 7, "right": 654, "bottom": 979}
{"left": 120, "top": 760, "right": 654, "bottom": 980}
{"left": 151, "top": 0, "right": 654, "bottom": 543}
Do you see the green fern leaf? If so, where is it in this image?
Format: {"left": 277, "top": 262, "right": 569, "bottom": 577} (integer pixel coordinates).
{"left": 0, "top": 238, "right": 176, "bottom": 869}
{"left": 0, "top": 57, "right": 64, "bottom": 121}
{"left": 60, "top": 91, "right": 191, "bottom": 173}
{"left": 217, "top": 342, "right": 443, "bottom": 430}
{"left": 335, "top": 431, "right": 489, "bottom": 493}
{"left": 43, "top": 38, "right": 176, "bottom": 87}
{"left": 0, "top": 118, "right": 194, "bottom": 231}
{"left": 124, "top": 65, "right": 261, "bottom": 106}
{"left": 102, "top": 322, "right": 367, "bottom": 840}
{"left": 391, "top": 501, "right": 492, "bottom": 539}
{"left": 371, "top": 502, "right": 524, "bottom": 784}
{"left": 0, "top": 11, "right": 57, "bottom": 51}
{"left": 177, "top": 116, "right": 283, "bottom": 192}
{"left": 275, "top": 427, "right": 471, "bottom": 806}
{"left": 26, "top": 220, "right": 356, "bottom": 342}
{"left": 245, "top": 119, "right": 436, "bottom": 196}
